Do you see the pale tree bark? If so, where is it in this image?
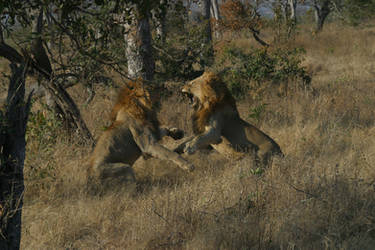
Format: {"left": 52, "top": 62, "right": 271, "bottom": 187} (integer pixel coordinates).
{"left": 0, "top": 62, "right": 32, "bottom": 250}
{"left": 124, "top": 5, "right": 155, "bottom": 81}
{"left": 313, "top": 0, "right": 331, "bottom": 32}
{"left": 210, "top": 0, "right": 221, "bottom": 39}
{"left": 152, "top": 0, "right": 166, "bottom": 42}
{"left": 287, "top": 0, "right": 297, "bottom": 36}
{"left": 288, "top": 0, "right": 297, "bottom": 24}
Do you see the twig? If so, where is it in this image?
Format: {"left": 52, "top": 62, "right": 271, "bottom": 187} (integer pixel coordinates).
{"left": 249, "top": 27, "right": 269, "bottom": 48}
{"left": 152, "top": 44, "right": 186, "bottom": 63}
{"left": 287, "top": 182, "right": 327, "bottom": 203}
{"left": 151, "top": 205, "right": 172, "bottom": 227}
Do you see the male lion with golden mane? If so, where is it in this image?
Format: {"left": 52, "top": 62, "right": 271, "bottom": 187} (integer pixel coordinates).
{"left": 176, "top": 71, "right": 283, "bottom": 166}
{"left": 88, "top": 79, "right": 194, "bottom": 185}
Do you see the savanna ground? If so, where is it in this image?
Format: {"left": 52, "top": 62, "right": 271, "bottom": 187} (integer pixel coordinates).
{"left": 5, "top": 21, "right": 375, "bottom": 249}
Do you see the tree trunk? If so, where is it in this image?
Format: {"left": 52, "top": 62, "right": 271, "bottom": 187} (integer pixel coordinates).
{"left": 124, "top": 5, "right": 155, "bottom": 82}
{"left": 202, "top": 0, "right": 212, "bottom": 43}
{"left": 314, "top": 0, "right": 331, "bottom": 32}
{"left": 152, "top": 0, "right": 166, "bottom": 42}
{"left": 0, "top": 63, "right": 33, "bottom": 250}
{"left": 200, "top": 0, "right": 214, "bottom": 66}
{"left": 283, "top": 0, "right": 290, "bottom": 23}
{"left": 288, "top": 0, "right": 297, "bottom": 24}
{"left": 286, "top": 0, "right": 297, "bottom": 37}
{"left": 210, "top": 0, "right": 221, "bottom": 39}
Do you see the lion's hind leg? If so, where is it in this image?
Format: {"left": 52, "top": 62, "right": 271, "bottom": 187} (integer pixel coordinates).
{"left": 100, "top": 163, "right": 136, "bottom": 182}
{"left": 256, "top": 144, "right": 284, "bottom": 169}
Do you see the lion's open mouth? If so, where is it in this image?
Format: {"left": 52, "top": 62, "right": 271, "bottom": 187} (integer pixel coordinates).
{"left": 185, "top": 92, "right": 194, "bottom": 104}
{"left": 182, "top": 91, "right": 199, "bottom": 110}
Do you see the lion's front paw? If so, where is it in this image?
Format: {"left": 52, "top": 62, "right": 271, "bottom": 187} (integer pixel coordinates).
{"left": 168, "top": 127, "right": 184, "bottom": 140}
{"left": 182, "top": 162, "right": 195, "bottom": 172}
{"left": 187, "top": 163, "right": 195, "bottom": 171}
{"left": 184, "top": 142, "right": 197, "bottom": 155}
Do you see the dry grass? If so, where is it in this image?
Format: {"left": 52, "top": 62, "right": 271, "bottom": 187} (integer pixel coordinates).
{"left": 17, "top": 22, "right": 375, "bottom": 249}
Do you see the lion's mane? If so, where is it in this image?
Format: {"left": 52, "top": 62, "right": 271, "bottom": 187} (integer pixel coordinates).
{"left": 109, "top": 79, "right": 160, "bottom": 136}
{"left": 192, "top": 72, "right": 238, "bottom": 134}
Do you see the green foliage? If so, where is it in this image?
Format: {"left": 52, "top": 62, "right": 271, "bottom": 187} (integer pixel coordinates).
{"left": 335, "top": 0, "right": 375, "bottom": 25}
{"left": 249, "top": 103, "right": 268, "bottom": 123}
{"left": 250, "top": 167, "right": 264, "bottom": 176}
{"left": 26, "top": 107, "right": 62, "bottom": 151}
{"left": 217, "top": 46, "right": 311, "bottom": 99}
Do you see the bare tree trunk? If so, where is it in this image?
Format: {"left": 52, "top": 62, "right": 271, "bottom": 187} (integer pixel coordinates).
{"left": 288, "top": 0, "right": 297, "bottom": 24}
{"left": 282, "top": 0, "right": 290, "bottom": 23}
{"left": 210, "top": 0, "right": 221, "bottom": 39}
{"left": 201, "top": 0, "right": 214, "bottom": 66}
{"left": 0, "top": 63, "right": 33, "bottom": 250}
{"left": 124, "top": 5, "right": 155, "bottom": 81}
{"left": 313, "top": 0, "right": 331, "bottom": 32}
{"left": 152, "top": 0, "right": 167, "bottom": 42}
{"left": 287, "top": 0, "right": 297, "bottom": 37}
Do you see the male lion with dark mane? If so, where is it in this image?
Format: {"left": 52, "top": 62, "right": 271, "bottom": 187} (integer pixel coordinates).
{"left": 176, "top": 71, "right": 283, "bottom": 166}
{"left": 88, "top": 79, "right": 194, "bottom": 186}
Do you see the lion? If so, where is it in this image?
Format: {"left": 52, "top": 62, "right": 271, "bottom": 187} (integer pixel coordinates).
{"left": 175, "top": 71, "right": 283, "bottom": 166}
{"left": 88, "top": 79, "right": 194, "bottom": 186}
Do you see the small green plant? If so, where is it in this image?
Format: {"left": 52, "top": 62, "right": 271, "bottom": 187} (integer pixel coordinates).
{"left": 249, "top": 103, "right": 268, "bottom": 122}
{"left": 250, "top": 167, "right": 264, "bottom": 176}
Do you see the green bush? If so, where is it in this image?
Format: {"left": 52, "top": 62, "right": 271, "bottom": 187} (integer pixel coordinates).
{"left": 337, "top": 0, "right": 375, "bottom": 26}
{"left": 217, "top": 46, "right": 311, "bottom": 99}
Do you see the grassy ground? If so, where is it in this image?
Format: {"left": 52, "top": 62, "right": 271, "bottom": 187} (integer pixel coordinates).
{"left": 15, "top": 22, "right": 375, "bottom": 249}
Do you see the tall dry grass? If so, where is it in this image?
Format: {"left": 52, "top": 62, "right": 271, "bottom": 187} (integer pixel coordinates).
{"left": 18, "top": 22, "right": 375, "bottom": 249}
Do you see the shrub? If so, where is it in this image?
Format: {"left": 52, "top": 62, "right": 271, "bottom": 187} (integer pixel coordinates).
{"left": 217, "top": 46, "right": 311, "bottom": 99}
{"left": 337, "top": 0, "right": 375, "bottom": 26}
